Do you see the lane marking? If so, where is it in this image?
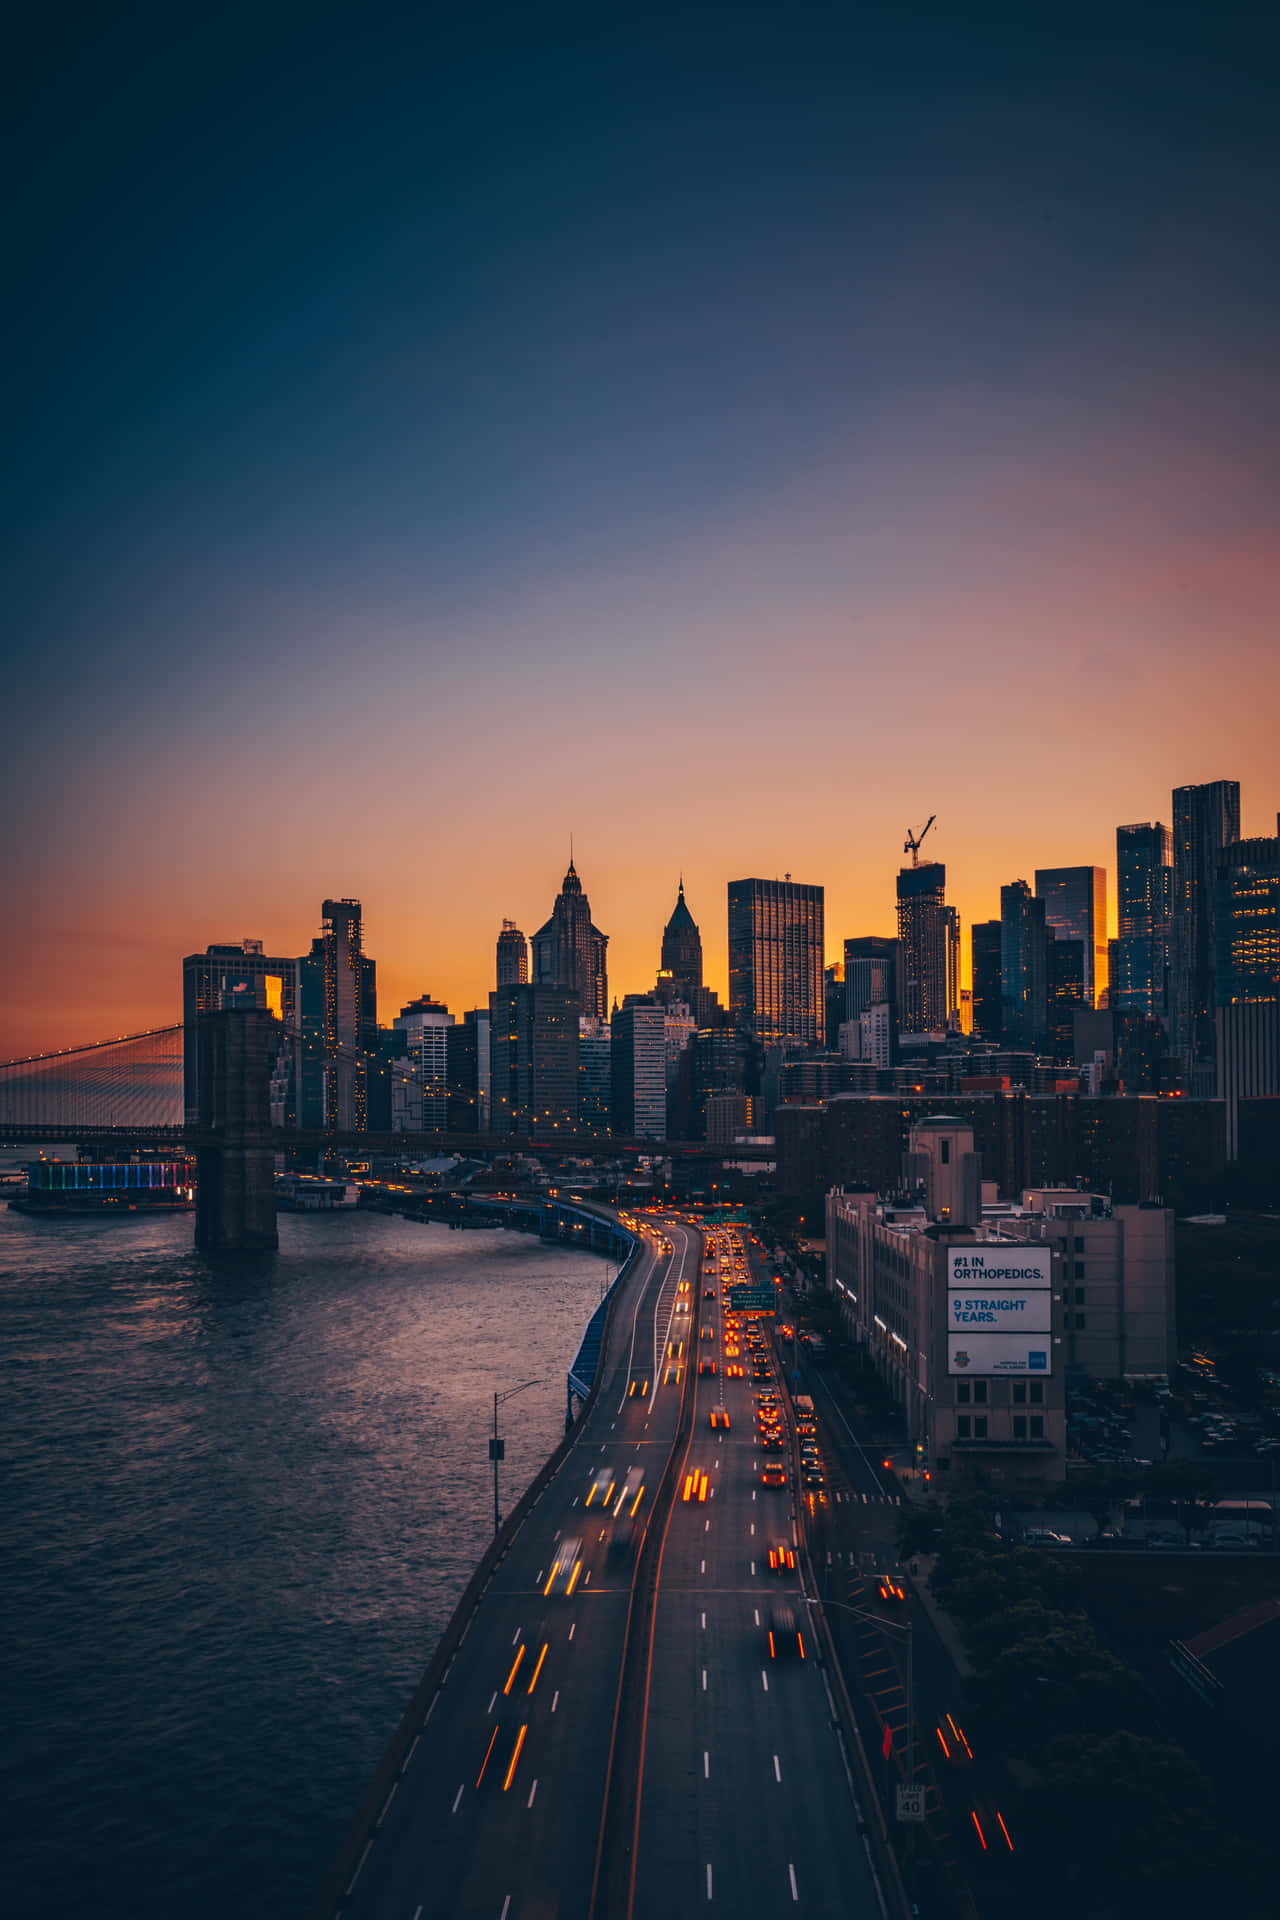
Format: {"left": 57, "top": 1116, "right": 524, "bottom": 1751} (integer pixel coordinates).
{"left": 774, "top": 1754, "right": 782, "bottom": 1782}
{"left": 700, "top": 1559, "right": 706, "bottom": 1573}
{"left": 551, "top": 1689, "right": 559, "bottom": 1713}
{"left": 512, "top": 1628, "right": 522, "bottom": 1646}
{"left": 750, "top": 1523, "right": 755, "bottom": 1535}
{"left": 762, "top": 1670, "right": 769, "bottom": 1691}
{"left": 569, "top": 1623, "right": 576, "bottom": 1641}
{"left": 706, "top": 1863, "right": 713, "bottom": 1901}
{"left": 377, "top": 1779, "right": 398, "bottom": 1825}
{"left": 754, "top": 1608, "right": 760, "bottom": 1625}
{"left": 535, "top": 1570, "right": 543, "bottom": 1585}
{"left": 701, "top": 1612, "right": 706, "bottom": 1629}
{"left": 452, "top": 1784, "right": 464, "bottom": 1813}
{"left": 750, "top": 1560, "right": 756, "bottom": 1575}
{"left": 789, "top": 1863, "right": 799, "bottom": 1902}
{"left": 704, "top": 1750, "right": 710, "bottom": 1777}
{"left": 702, "top": 1669, "right": 707, "bottom": 1690}
{"left": 705, "top": 1519, "right": 710, "bottom": 1532}
{"left": 528, "top": 1778, "right": 538, "bottom": 1808}
{"left": 501, "top": 1900, "right": 511, "bottom": 1920}
{"left": 344, "top": 1839, "right": 372, "bottom": 1896}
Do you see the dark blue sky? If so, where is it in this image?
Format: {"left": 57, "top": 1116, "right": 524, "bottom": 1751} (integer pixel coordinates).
{"left": 4, "top": 1, "right": 1278, "bottom": 1049}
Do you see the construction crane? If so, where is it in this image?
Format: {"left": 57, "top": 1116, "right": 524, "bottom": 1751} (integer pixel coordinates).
{"left": 904, "top": 816, "right": 936, "bottom": 867}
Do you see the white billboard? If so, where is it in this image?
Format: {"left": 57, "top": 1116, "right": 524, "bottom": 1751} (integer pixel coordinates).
{"left": 949, "top": 1288, "right": 1051, "bottom": 1333}
{"left": 947, "top": 1247, "right": 1051, "bottom": 1288}
{"left": 948, "top": 1332, "right": 1052, "bottom": 1377}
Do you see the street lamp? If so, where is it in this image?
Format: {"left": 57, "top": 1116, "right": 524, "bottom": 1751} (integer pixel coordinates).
{"left": 491, "top": 1378, "right": 543, "bottom": 1535}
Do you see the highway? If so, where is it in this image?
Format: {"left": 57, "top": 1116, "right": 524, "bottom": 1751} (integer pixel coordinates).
{"left": 334, "top": 1212, "right": 697, "bottom": 1920}
{"left": 630, "top": 1226, "right": 887, "bottom": 1920}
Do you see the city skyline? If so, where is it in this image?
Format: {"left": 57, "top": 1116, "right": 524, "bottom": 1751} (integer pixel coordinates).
{"left": 4, "top": 4, "right": 1278, "bottom": 1058}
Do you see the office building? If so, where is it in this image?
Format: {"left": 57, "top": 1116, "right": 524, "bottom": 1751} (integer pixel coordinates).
{"left": 1110, "top": 823, "right": 1172, "bottom": 1020}
{"left": 844, "top": 936, "right": 899, "bottom": 1062}
{"left": 611, "top": 998, "right": 667, "bottom": 1139}
{"left": 1000, "top": 882, "right": 1048, "bottom": 1051}
{"left": 970, "top": 922, "right": 1001, "bottom": 1041}
{"left": 1035, "top": 867, "right": 1108, "bottom": 1008}
{"left": 496, "top": 920, "right": 529, "bottom": 987}
{"left": 447, "top": 1009, "right": 490, "bottom": 1131}
{"left": 824, "top": 963, "right": 845, "bottom": 1050}
{"left": 942, "top": 906, "right": 962, "bottom": 1032}
{"left": 1171, "top": 780, "right": 1240, "bottom": 1090}
{"left": 531, "top": 859, "right": 609, "bottom": 1020}
{"left": 488, "top": 985, "right": 579, "bottom": 1136}
{"left": 896, "top": 862, "right": 948, "bottom": 1035}
{"left": 577, "top": 1019, "right": 613, "bottom": 1135}
{"left": 660, "top": 880, "right": 703, "bottom": 999}
{"left": 299, "top": 900, "right": 377, "bottom": 1133}
{"left": 1047, "top": 937, "right": 1086, "bottom": 1064}
{"left": 1215, "top": 832, "right": 1280, "bottom": 1158}
{"left": 728, "top": 878, "right": 825, "bottom": 1049}
{"left": 391, "top": 996, "right": 453, "bottom": 1132}
{"left": 182, "top": 939, "right": 299, "bottom": 1128}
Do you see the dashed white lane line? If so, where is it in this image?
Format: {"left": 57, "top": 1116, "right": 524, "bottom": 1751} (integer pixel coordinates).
{"left": 413, "top": 1906, "right": 423, "bottom": 1920}
{"left": 702, "top": 1669, "right": 708, "bottom": 1690}
{"left": 704, "top": 1519, "right": 710, "bottom": 1532}
{"left": 527, "top": 1778, "right": 538, "bottom": 1809}
{"left": 535, "top": 1570, "right": 543, "bottom": 1585}
{"left": 569, "top": 1623, "right": 576, "bottom": 1640}
{"left": 512, "top": 1628, "right": 521, "bottom": 1646}
{"left": 584, "top": 1570, "right": 592, "bottom": 1586}
{"left": 487, "top": 1692, "right": 497, "bottom": 1715}
{"left": 551, "top": 1690, "right": 559, "bottom": 1713}
{"left": 754, "top": 1608, "right": 760, "bottom": 1626}
{"left": 789, "top": 1863, "right": 799, "bottom": 1902}
{"left": 452, "top": 1784, "right": 464, "bottom": 1813}
{"left": 752, "top": 1489, "right": 756, "bottom": 1501}
{"left": 704, "top": 1750, "right": 710, "bottom": 1777}
{"left": 750, "top": 1560, "right": 756, "bottom": 1575}
{"left": 701, "top": 1611, "right": 706, "bottom": 1629}
{"left": 750, "top": 1522, "right": 755, "bottom": 1535}
{"left": 706, "top": 1863, "right": 713, "bottom": 1901}
{"left": 761, "top": 1670, "right": 769, "bottom": 1691}
{"left": 700, "top": 1559, "right": 706, "bottom": 1573}
{"left": 774, "top": 1755, "right": 782, "bottom": 1782}
{"left": 500, "top": 1898, "right": 511, "bottom": 1920}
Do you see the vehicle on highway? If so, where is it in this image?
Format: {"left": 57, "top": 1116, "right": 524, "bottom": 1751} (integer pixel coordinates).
{"left": 762, "top": 1432, "right": 784, "bottom": 1453}
{"left": 544, "top": 1537, "right": 583, "bottom": 1596}
{"left": 615, "top": 1467, "right": 645, "bottom": 1517}
{"left": 628, "top": 1376, "right": 649, "bottom": 1398}
{"left": 767, "top": 1542, "right": 796, "bottom": 1573}
{"left": 682, "top": 1469, "right": 710, "bottom": 1502}
{"left": 726, "top": 1362, "right": 744, "bottom": 1377}
{"left": 700, "top": 1325, "right": 715, "bottom": 1341}
{"left": 586, "top": 1466, "right": 616, "bottom": 1508}
{"left": 608, "top": 1517, "right": 637, "bottom": 1558}
{"left": 698, "top": 1357, "right": 716, "bottom": 1376}
{"left": 761, "top": 1464, "right": 786, "bottom": 1488}
{"left": 704, "top": 1287, "right": 716, "bottom": 1299}
{"left": 710, "top": 1407, "right": 730, "bottom": 1430}
{"left": 875, "top": 1567, "right": 907, "bottom": 1603}
{"left": 766, "top": 1602, "right": 805, "bottom": 1659}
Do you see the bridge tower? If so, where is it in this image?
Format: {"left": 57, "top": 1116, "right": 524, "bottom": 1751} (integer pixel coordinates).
{"left": 194, "top": 1008, "right": 279, "bottom": 1253}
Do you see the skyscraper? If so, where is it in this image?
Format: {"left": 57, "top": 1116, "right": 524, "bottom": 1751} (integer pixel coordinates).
{"left": 970, "top": 921, "right": 1002, "bottom": 1041}
{"left": 391, "top": 996, "right": 453, "bottom": 1133}
{"left": 1001, "top": 881, "right": 1048, "bottom": 1051}
{"left": 530, "top": 859, "right": 609, "bottom": 1020}
{"left": 300, "top": 899, "right": 377, "bottom": 1133}
{"left": 1111, "top": 823, "right": 1172, "bottom": 1019}
{"left": 844, "top": 935, "right": 899, "bottom": 1062}
{"left": 942, "top": 904, "right": 962, "bottom": 1031}
{"left": 611, "top": 998, "right": 667, "bottom": 1138}
{"left": 1215, "top": 832, "right": 1280, "bottom": 1159}
{"left": 1171, "top": 780, "right": 1241, "bottom": 1088}
{"left": 728, "top": 878, "right": 825, "bottom": 1049}
{"left": 895, "top": 861, "right": 948, "bottom": 1035}
{"left": 1034, "top": 867, "right": 1108, "bottom": 1007}
{"left": 496, "top": 920, "right": 529, "bottom": 987}
{"left": 660, "top": 880, "right": 703, "bottom": 998}
{"left": 488, "top": 984, "right": 579, "bottom": 1136}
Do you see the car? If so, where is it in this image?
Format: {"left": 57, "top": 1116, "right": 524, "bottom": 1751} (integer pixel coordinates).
{"left": 767, "top": 1542, "right": 796, "bottom": 1573}
{"left": 757, "top": 1389, "right": 778, "bottom": 1404}
{"left": 802, "top": 1469, "right": 825, "bottom": 1488}
{"left": 766, "top": 1603, "right": 805, "bottom": 1659}
{"left": 761, "top": 1464, "right": 786, "bottom": 1488}
{"left": 710, "top": 1407, "right": 730, "bottom": 1430}
{"left": 608, "top": 1517, "right": 636, "bottom": 1558}
{"left": 682, "top": 1469, "right": 710, "bottom": 1502}
{"left": 1022, "top": 1528, "right": 1071, "bottom": 1546}
{"left": 763, "top": 1433, "right": 784, "bottom": 1453}
{"left": 544, "top": 1536, "right": 583, "bottom": 1596}
{"left": 700, "top": 1325, "right": 715, "bottom": 1341}
{"left": 628, "top": 1377, "right": 649, "bottom": 1398}
{"left": 615, "top": 1467, "right": 645, "bottom": 1517}
{"left": 876, "top": 1567, "right": 907, "bottom": 1602}
{"left": 698, "top": 1358, "right": 716, "bottom": 1376}
{"left": 726, "top": 1363, "right": 745, "bottom": 1378}
{"left": 704, "top": 1287, "right": 716, "bottom": 1300}
{"left": 586, "top": 1466, "right": 616, "bottom": 1509}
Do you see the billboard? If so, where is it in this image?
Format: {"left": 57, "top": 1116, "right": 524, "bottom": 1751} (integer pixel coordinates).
{"left": 949, "top": 1333, "right": 1052, "bottom": 1376}
{"left": 947, "top": 1247, "right": 1051, "bottom": 1288}
{"left": 949, "top": 1288, "right": 1051, "bottom": 1333}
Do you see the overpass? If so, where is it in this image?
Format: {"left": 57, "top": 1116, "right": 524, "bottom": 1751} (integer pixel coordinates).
{"left": 308, "top": 1212, "right": 903, "bottom": 1920}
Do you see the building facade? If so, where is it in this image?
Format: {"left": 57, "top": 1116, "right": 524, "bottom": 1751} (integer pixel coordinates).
{"left": 1035, "top": 866, "right": 1108, "bottom": 1008}
{"left": 1215, "top": 831, "right": 1280, "bottom": 1159}
{"left": 1171, "top": 780, "right": 1240, "bottom": 1090}
{"left": 1111, "top": 822, "right": 1172, "bottom": 1020}
{"left": 390, "top": 996, "right": 454, "bottom": 1133}
{"left": 182, "top": 939, "right": 299, "bottom": 1128}
{"left": 531, "top": 860, "right": 609, "bottom": 1020}
{"left": 487, "top": 985, "right": 580, "bottom": 1136}
{"left": 728, "top": 877, "right": 825, "bottom": 1049}
{"left": 970, "top": 921, "right": 1002, "bottom": 1042}
{"left": 300, "top": 899, "right": 377, "bottom": 1133}
{"left": 496, "top": 920, "right": 529, "bottom": 987}
{"left": 895, "top": 862, "right": 948, "bottom": 1036}
{"left": 660, "top": 880, "right": 703, "bottom": 998}
{"left": 1000, "top": 881, "right": 1048, "bottom": 1051}
{"left": 611, "top": 999, "right": 667, "bottom": 1139}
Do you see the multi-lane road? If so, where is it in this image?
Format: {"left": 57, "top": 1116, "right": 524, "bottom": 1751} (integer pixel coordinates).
{"left": 329, "top": 1212, "right": 892, "bottom": 1920}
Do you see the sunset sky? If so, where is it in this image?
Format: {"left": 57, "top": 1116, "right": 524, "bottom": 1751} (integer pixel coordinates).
{"left": 3, "top": 1, "right": 1278, "bottom": 1058}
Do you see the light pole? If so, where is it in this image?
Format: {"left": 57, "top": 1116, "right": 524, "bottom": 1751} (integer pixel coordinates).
{"left": 491, "top": 1378, "right": 543, "bottom": 1535}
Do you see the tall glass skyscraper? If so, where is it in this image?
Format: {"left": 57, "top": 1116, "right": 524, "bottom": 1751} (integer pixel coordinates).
{"left": 1000, "top": 881, "right": 1048, "bottom": 1050}
{"left": 1110, "top": 822, "right": 1172, "bottom": 1019}
{"left": 1034, "top": 867, "right": 1108, "bottom": 1007}
{"left": 895, "top": 862, "right": 948, "bottom": 1035}
{"left": 1171, "top": 780, "right": 1240, "bottom": 1086}
{"left": 728, "top": 878, "right": 825, "bottom": 1049}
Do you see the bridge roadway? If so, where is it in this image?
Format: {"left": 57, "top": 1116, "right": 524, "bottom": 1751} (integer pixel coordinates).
{"left": 630, "top": 1229, "right": 885, "bottom": 1920}
{"left": 333, "top": 1215, "right": 697, "bottom": 1920}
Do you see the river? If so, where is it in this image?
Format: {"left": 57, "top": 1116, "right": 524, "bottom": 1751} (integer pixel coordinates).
{"left": 0, "top": 1199, "right": 610, "bottom": 1919}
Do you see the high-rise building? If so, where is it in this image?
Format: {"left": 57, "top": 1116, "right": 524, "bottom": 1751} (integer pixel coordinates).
{"left": 895, "top": 862, "right": 948, "bottom": 1035}
{"left": 447, "top": 1009, "right": 490, "bottom": 1131}
{"left": 391, "top": 996, "right": 453, "bottom": 1132}
{"left": 728, "top": 878, "right": 825, "bottom": 1049}
{"left": 182, "top": 939, "right": 299, "bottom": 1127}
{"left": 1047, "top": 937, "right": 1086, "bottom": 1065}
{"left": 488, "top": 984, "right": 579, "bottom": 1136}
{"left": 611, "top": 998, "right": 667, "bottom": 1139}
{"left": 577, "top": 1019, "right": 613, "bottom": 1135}
{"left": 971, "top": 922, "right": 1002, "bottom": 1041}
{"left": 844, "top": 936, "right": 899, "bottom": 1059}
{"left": 1034, "top": 867, "right": 1108, "bottom": 1008}
{"left": 496, "top": 920, "right": 529, "bottom": 987}
{"left": 299, "top": 900, "right": 377, "bottom": 1133}
{"left": 531, "top": 859, "right": 609, "bottom": 1020}
{"left": 1215, "top": 832, "right": 1280, "bottom": 1159}
{"left": 942, "top": 905, "right": 962, "bottom": 1032}
{"left": 1001, "top": 881, "right": 1048, "bottom": 1051}
{"left": 824, "top": 963, "right": 845, "bottom": 1050}
{"left": 1171, "top": 780, "right": 1240, "bottom": 1089}
{"left": 660, "top": 880, "right": 703, "bottom": 998}
{"left": 1110, "top": 823, "right": 1172, "bottom": 1020}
